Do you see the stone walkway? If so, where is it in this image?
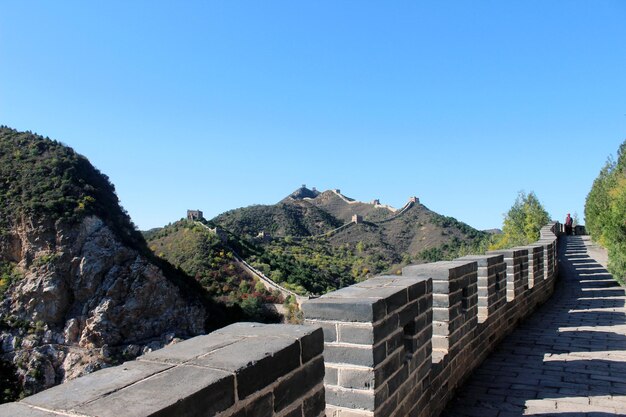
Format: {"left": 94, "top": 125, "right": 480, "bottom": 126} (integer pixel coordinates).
{"left": 442, "top": 235, "right": 626, "bottom": 417}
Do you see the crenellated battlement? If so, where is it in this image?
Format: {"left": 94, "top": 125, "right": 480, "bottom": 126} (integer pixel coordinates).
{"left": 302, "top": 221, "right": 560, "bottom": 417}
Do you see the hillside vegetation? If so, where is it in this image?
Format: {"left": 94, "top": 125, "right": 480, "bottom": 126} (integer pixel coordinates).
{"left": 0, "top": 126, "right": 140, "bottom": 247}
{"left": 586, "top": 139, "right": 626, "bottom": 284}
{"left": 205, "top": 187, "right": 491, "bottom": 295}
{"left": 214, "top": 202, "right": 342, "bottom": 237}
{"left": 145, "top": 221, "right": 282, "bottom": 320}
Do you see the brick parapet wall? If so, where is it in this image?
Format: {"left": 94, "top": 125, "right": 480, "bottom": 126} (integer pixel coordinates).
{"left": 301, "top": 276, "right": 433, "bottom": 416}
{"left": 457, "top": 254, "right": 506, "bottom": 323}
{"left": 304, "top": 221, "right": 561, "bottom": 417}
{"left": 1, "top": 323, "right": 326, "bottom": 417}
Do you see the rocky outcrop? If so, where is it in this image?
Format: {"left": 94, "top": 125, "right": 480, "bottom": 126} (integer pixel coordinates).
{"left": 0, "top": 215, "right": 206, "bottom": 397}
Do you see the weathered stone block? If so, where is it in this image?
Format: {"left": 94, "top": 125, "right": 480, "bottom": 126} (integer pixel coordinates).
{"left": 303, "top": 386, "right": 326, "bottom": 417}
{"left": 339, "top": 323, "right": 376, "bottom": 345}
{"left": 76, "top": 365, "right": 235, "bottom": 417}
{"left": 355, "top": 275, "right": 430, "bottom": 302}
{"left": 325, "top": 385, "right": 387, "bottom": 412}
{"left": 138, "top": 333, "right": 242, "bottom": 364}
{"left": 324, "top": 343, "right": 386, "bottom": 367}
{"left": 190, "top": 337, "right": 300, "bottom": 400}
{"left": 305, "top": 320, "right": 337, "bottom": 343}
{"left": 339, "top": 367, "right": 376, "bottom": 390}
{"left": 386, "top": 330, "right": 404, "bottom": 355}
{"left": 397, "top": 300, "right": 419, "bottom": 327}
{"left": 302, "top": 297, "right": 387, "bottom": 322}
{"left": 229, "top": 393, "right": 273, "bottom": 417}
{"left": 386, "top": 364, "right": 409, "bottom": 396}
{"left": 0, "top": 403, "right": 62, "bottom": 417}
{"left": 24, "top": 360, "right": 173, "bottom": 410}
{"left": 403, "top": 260, "right": 477, "bottom": 280}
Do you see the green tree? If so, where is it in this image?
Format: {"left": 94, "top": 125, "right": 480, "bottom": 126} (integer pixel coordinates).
{"left": 490, "top": 191, "right": 550, "bottom": 250}
{"left": 585, "top": 139, "right": 626, "bottom": 283}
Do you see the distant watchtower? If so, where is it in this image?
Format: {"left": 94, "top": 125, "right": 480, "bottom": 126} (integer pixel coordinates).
{"left": 409, "top": 196, "right": 420, "bottom": 204}
{"left": 256, "top": 231, "right": 272, "bottom": 243}
{"left": 187, "top": 210, "right": 204, "bottom": 221}
{"left": 352, "top": 214, "right": 363, "bottom": 224}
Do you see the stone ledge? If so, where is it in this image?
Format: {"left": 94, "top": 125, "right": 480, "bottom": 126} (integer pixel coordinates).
{"left": 2, "top": 323, "right": 325, "bottom": 417}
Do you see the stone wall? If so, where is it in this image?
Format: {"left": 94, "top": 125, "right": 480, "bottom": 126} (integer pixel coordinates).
{"left": 0, "top": 323, "right": 326, "bottom": 417}
{"left": 303, "top": 222, "right": 560, "bottom": 417}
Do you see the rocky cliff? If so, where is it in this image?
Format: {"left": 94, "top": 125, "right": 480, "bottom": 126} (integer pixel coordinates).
{"left": 0, "top": 127, "right": 215, "bottom": 400}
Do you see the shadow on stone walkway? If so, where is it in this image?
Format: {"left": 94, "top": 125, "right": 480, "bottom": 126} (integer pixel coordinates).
{"left": 441, "top": 236, "right": 626, "bottom": 417}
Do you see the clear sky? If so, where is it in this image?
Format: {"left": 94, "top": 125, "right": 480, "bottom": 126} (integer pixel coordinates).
{"left": 1, "top": 1, "right": 625, "bottom": 231}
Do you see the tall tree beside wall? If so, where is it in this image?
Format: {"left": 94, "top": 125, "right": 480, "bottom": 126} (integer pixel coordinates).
{"left": 585, "top": 139, "right": 626, "bottom": 283}
{"left": 490, "top": 191, "right": 551, "bottom": 250}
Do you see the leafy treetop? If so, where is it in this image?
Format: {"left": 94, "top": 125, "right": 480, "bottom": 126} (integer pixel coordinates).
{"left": 490, "top": 191, "right": 550, "bottom": 250}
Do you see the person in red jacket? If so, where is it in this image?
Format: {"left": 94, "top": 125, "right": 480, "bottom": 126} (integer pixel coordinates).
{"left": 565, "top": 213, "right": 573, "bottom": 235}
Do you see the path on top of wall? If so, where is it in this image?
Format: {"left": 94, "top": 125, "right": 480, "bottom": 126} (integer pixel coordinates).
{"left": 441, "top": 235, "right": 626, "bottom": 417}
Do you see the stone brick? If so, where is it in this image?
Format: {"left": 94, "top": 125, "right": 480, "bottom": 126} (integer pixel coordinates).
{"left": 338, "top": 368, "right": 376, "bottom": 390}
{"left": 301, "top": 327, "right": 324, "bottom": 363}
{"left": 190, "top": 337, "right": 300, "bottom": 400}
{"left": 302, "top": 298, "right": 387, "bottom": 322}
{"left": 229, "top": 393, "right": 273, "bottom": 417}
{"left": 274, "top": 357, "right": 325, "bottom": 412}
{"left": 24, "top": 360, "right": 172, "bottom": 410}
{"left": 305, "top": 320, "right": 337, "bottom": 343}
{"left": 397, "top": 300, "right": 419, "bottom": 327}
{"left": 324, "top": 343, "right": 386, "bottom": 367}
{"left": 386, "top": 364, "right": 409, "bottom": 396}
{"left": 404, "top": 260, "right": 477, "bottom": 280}
{"left": 374, "top": 349, "right": 404, "bottom": 384}
{"left": 138, "top": 333, "right": 242, "bottom": 364}
{"left": 338, "top": 324, "right": 374, "bottom": 345}
{"left": 354, "top": 275, "right": 430, "bottom": 302}
{"left": 302, "top": 386, "right": 326, "bottom": 417}
{"left": 386, "top": 330, "right": 404, "bottom": 355}
{"left": 0, "top": 403, "right": 62, "bottom": 417}
{"left": 325, "top": 385, "right": 387, "bottom": 412}
{"left": 325, "top": 366, "right": 339, "bottom": 385}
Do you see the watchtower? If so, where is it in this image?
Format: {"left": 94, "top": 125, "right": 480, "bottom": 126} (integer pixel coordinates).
{"left": 187, "top": 210, "right": 204, "bottom": 221}
{"left": 352, "top": 214, "right": 363, "bottom": 224}
{"left": 256, "top": 231, "right": 272, "bottom": 243}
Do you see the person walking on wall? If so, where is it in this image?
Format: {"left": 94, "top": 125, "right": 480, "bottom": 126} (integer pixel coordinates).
{"left": 565, "top": 213, "right": 573, "bottom": 235}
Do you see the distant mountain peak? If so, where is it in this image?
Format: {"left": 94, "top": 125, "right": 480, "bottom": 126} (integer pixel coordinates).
{"left": 285, "top": 184, "right": 321, "bottom": 201}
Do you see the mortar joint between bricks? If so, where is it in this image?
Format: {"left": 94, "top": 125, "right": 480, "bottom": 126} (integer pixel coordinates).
{"left": 307, "top": 318, "right": 374, "bottom": 328}
{"left": 326, "top": 363, "right": 374, "bottom": 371}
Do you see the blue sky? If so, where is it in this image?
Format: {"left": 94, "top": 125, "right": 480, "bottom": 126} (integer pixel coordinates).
{"left": 1, "top": 1, "right": 625, "bottom": 230}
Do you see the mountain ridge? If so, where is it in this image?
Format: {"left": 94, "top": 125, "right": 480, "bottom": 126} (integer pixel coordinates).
{"left": 147, "top": 186, "right": 490, "bottom": 298}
